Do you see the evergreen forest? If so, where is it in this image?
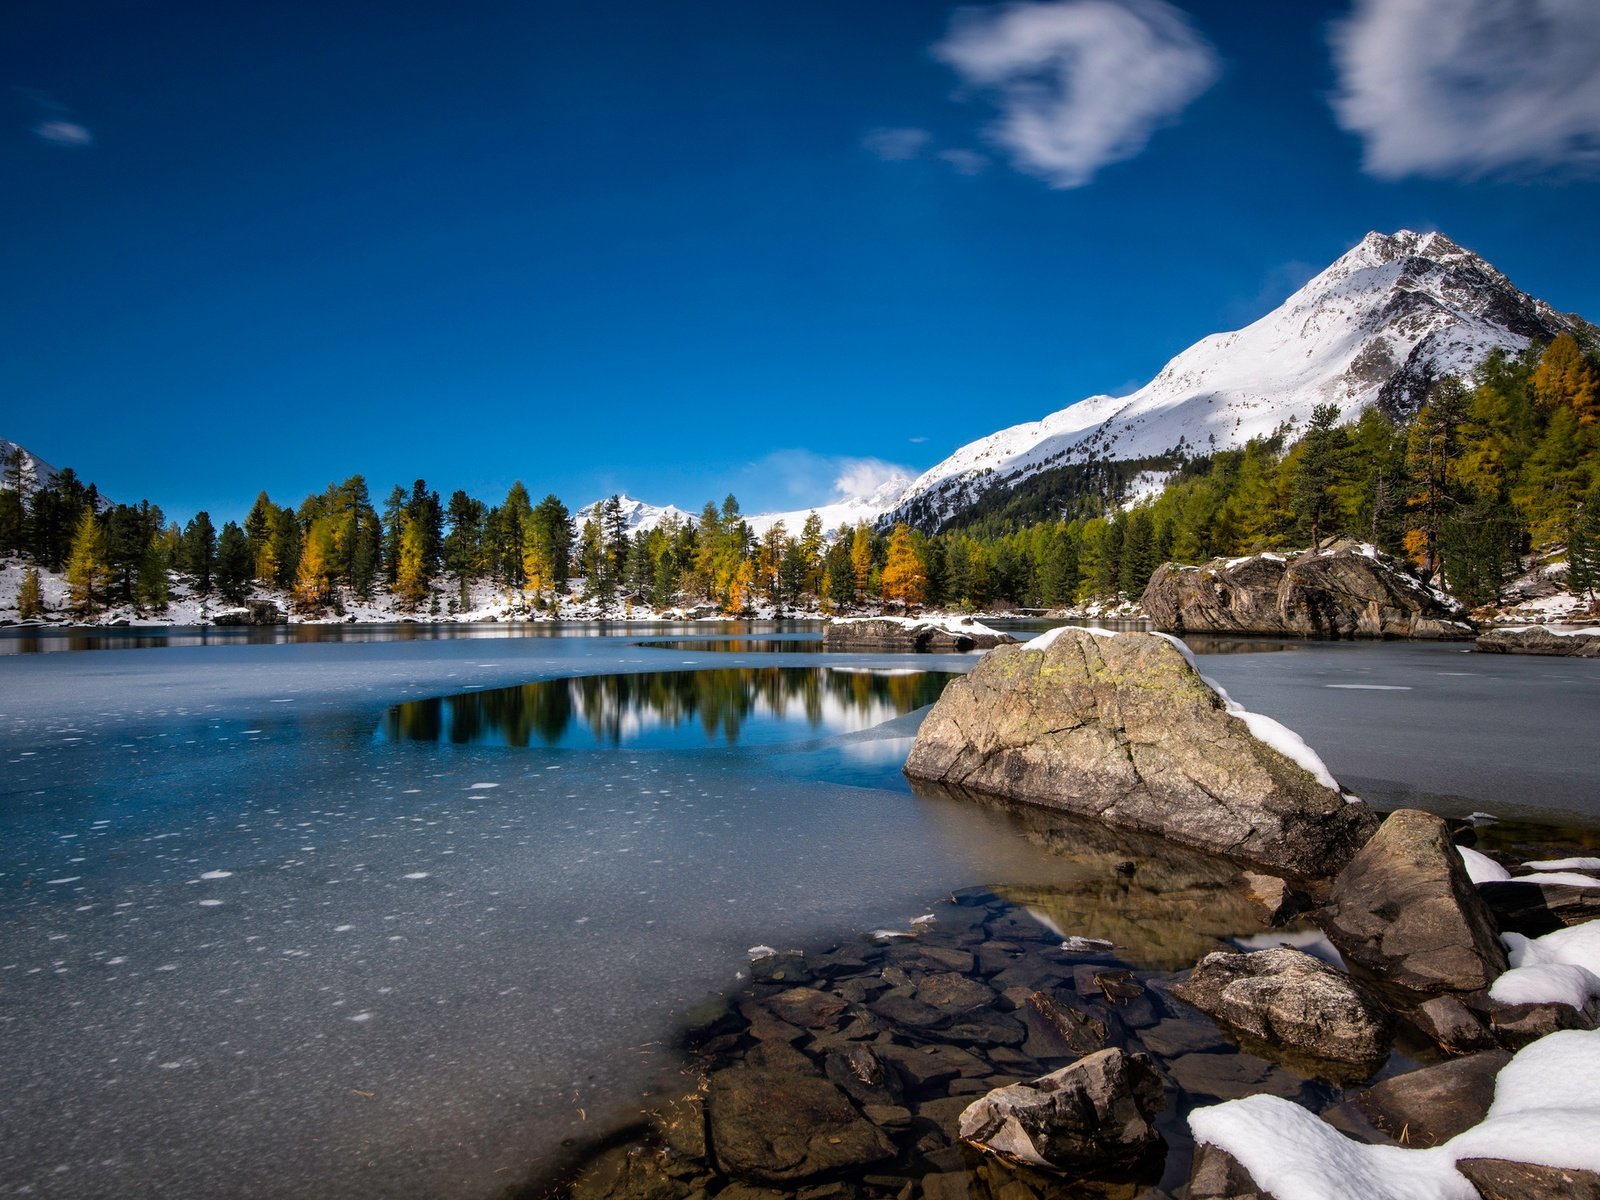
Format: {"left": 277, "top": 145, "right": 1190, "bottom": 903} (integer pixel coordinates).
{"left": 3, "top": 335, "right": 1597, "bottom": 621}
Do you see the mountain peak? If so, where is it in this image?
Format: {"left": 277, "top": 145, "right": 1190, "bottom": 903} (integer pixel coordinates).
{"left": 885, "top": 230, "right": 1593, "bottom": 530}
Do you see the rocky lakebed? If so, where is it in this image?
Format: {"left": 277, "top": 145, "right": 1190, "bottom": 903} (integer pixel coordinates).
{"left": 540, "top": 628, "right": 1600, "bottom": 1200}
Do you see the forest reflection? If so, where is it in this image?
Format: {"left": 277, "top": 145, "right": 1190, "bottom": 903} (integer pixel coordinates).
{"left": 378, "top": 667, "right": 956, "bottom": 749}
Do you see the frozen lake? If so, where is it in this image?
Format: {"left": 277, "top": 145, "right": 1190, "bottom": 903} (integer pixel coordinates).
{"left": 1, "top": 621, "right": 1596, "bottom": 1198}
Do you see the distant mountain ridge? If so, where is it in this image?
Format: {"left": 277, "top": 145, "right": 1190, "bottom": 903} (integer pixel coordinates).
{"left": 882, "top": 230, "right": 1595, "bottom": 530}
{"left": 0, "top": 438, "right": 62, "bottom": 498}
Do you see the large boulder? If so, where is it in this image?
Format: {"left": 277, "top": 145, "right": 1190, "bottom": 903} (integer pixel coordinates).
{"left": 1141, "top": 540, "right": 1472, "bottom": 639}
{"left": 823, "top": 615, "right": 1017, "bottom": 652}
{"left": 1319, "top": 809, "right": 1509, "bottom": 996}
{"left": 1476, "top": 626, "right": 1600, "bottom": 657}
{"left": 1171, "top": 946, "right": 1391, "bottom": 1066}
{"left": 903, "top": 628, "right": 1377, "bottom": 879}
{"left": 957, "top": 1047, "right": 1164, "bottom": 1172}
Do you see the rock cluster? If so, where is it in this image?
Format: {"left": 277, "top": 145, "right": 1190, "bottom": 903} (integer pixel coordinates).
{"left": 555, "top": 889, "right": 1325, "bottom": 1200}
{"left": 211, "top": 600, "right": 287, "bottom": 626}
{"left": 1476, "top": 626, "right": 1600, "bottom": 657}
{"left": 823, "top": 616, "right": 1017, "bottom": 652}
{"left": 904, "top": 627, "right": 1376, "bottom": 879}
{"left": 1140, "top": 540, "right": 1472, "bottom": 639}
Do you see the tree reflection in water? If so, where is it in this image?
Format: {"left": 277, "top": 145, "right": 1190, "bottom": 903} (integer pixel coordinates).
{"left": 378, "top": 667, "right": 955, "bottom": 748}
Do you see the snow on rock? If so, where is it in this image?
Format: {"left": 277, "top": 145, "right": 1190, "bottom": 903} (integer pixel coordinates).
{"left": 1190, "top": 1029, "right": 1600, "bottom": 1200}
{"left": 1525, "top": 858, "right": 1600, "bottom": 872}
{"left": 1458, "top": 846, "right": 1512, "bottom": 885}
{"left": 1490, "top": 922, "right": 1600, "bottom": 1010}
{"left": 885, "top": 230, "right": 1592, "bottom": 529}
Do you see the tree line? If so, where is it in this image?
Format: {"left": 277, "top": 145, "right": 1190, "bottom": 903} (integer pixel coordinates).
{"left": 4, "top": 334, "right": 1596, "bottom": 620}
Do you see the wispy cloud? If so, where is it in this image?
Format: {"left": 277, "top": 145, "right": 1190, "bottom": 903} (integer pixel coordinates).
{"left": 861, "top": 126, "right": 932, "bottom": 161}
{"left": 937, "top": 148, "right": 990, "bottom": 176}
{"left": 932, "top": 0, "right": 1219, "bottom": 189}
{"left": 33, "top": 119, "right": 94, "bottom": 148}
{"left": 1329, "top": 0, "right": 1600, "bottom": 180}
{"left": 17, "top": 89, "right": 95, "bottom": 149}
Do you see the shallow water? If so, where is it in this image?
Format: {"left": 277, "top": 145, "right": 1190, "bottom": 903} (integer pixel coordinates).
{"left": 1, "top": 622, "right": 1596, "bottom": 1199}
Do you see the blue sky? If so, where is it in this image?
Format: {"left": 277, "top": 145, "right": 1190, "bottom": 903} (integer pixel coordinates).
{"left": 5, "top": 0, "right": 1600, "bottom": 524}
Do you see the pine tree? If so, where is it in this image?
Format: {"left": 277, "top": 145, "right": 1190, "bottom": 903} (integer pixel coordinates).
{"left": 1569, "top": 498, "right": 1600, "bottom": 609}
{"left": 65, "top": 508, "right": 111, "bottom": 618}
{"left": 183, "top": 511, "right": 217, "bottom": 594}
{"left": 136, "top": 538, "right": 169, "bottom": 612}
{"left": 1533, "top": 333, "right": 1600, "bottom": 425}
{"left": 216, "top": 521, "right": 253, "bottom": 602}
{"left": 1291, "top": 403, "right": 1346, "bottom": 549}
{"left": 17, "top": 564, "right": 44, "bottom": 620}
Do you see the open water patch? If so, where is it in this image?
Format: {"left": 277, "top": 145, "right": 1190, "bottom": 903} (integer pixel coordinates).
{"left": 376, "top": 666, "right": 957, "bottom": 750}
{"left": 635, "top": 637, "right": 825, "bottom": 654}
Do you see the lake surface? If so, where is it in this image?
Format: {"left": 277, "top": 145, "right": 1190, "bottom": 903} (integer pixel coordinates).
{"left": 1, "top": 621, "right": 1597, "bottom": 1199}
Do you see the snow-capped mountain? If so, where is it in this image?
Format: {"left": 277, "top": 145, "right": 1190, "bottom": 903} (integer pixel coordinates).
{"left": 0, "top": 439, "right": 61, "bottom": 498}
{"left": 573, "top": 494, "right": 694, "bottom": 536}
{"left": 884, "top": 230, "right": 1594, "bottom": 529}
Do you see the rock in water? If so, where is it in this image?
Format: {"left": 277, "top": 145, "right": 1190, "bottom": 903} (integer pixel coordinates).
{"left": 822, "top": 616, "right": 1017, "bottom": 652}
{"left": 1476, "top": 626, "right": 1600, "bottom": 657}
{"left": 1141, "top": 541, "right": 1471, "bottom": 639}
{"left": 1319, "top": 809, "right": 1509, "bottom": 996}
{"left": 903, "top": 628, "right": 1377, "bottom": 879}
{"left": 957, "top": 1047, "right": 1164, "bottom": 1172}
{"left": 1172, "top": 947, "right": 1392, "bottom": 1066}
{"left": 706, "top": 1066, "right": 895, "bottom": 1183}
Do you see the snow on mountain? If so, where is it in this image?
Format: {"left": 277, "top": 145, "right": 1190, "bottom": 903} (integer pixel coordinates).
{"left": 885, "top": 230, "right": 1594, "bottom": 529}
{"left": 742, "top": 473, "right": 913, "bottom": 537}
{"left": 0, "top": 439, "right": 61, "bottom": 498}
{"left": 573, "top": 494, "right": 694, "bottom": 536}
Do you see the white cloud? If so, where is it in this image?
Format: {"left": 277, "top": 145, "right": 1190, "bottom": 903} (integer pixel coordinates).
{"left": 862, "top": 126, "right": 932, "bottom": 161}
{"left": 736, "top": 450, "right": 913, "bottom": 510}
{"left": 932, "top": 0, "right": 1219, "bottom": 189}
{"left": 1329, "top": 0, "right": 1600, "bottom": 180}
{"left": 937, "top": 147, "right": 990, "bottom": 176}
{"left": 831, "top": 458, "right": 912, "bottom": 502}
{"left": 33, "top": 119, "right": 94, "bottom": 148}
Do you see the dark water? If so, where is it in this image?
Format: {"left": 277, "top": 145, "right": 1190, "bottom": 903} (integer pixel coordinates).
{"left": 377, "top": 667, "right": 954, "bottom": 749}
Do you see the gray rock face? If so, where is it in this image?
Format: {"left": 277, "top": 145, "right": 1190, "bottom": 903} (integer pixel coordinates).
{"left": 1480, "top": 879, "right": 1600, "bottom": 937}
{"left": 822, "top": 617, "right": 1017, "bottom": 652}
{"left": 1354, "top": 1051, "right": 1511, "bottom": 1146}
{"left": 903, "top": 628, "right": 1377, "bottom": 879}
{"left": 1456, "top": 1158, "right": 1600, "bottom": 1200}
{"left": 1171, "top": 947, "right": 1391, "bottom": 1066}
{"left": 1319, "top": 810, "right": 1509, "bottom": 996}
{"left": 706, "top": 1066, "right": 895, "bottom": 1183}
{"left": 1477, "top": 626, "right": 1600, "bottom": 657}
{"left": 956, "top": 1047, "right": 1164, "bottom": 1172}
{"left": 1141, "top": 541, "right": 1471, "bottom": 639}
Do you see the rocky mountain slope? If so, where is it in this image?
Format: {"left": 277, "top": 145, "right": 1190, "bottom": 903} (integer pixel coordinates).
{"left": 0, "top": 438, "right": 62, "bottom": 498}
{"left": 884, "top": 230, "right": 1594, "bottom": 530}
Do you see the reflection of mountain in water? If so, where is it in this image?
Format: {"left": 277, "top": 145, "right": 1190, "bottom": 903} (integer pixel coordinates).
{"left": 379, "top": 667, "right": 955, "bottom": 748}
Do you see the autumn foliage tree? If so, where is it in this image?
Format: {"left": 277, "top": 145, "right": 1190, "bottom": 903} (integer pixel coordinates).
{"left": 879, "top": 523, "right": 926, "bottom": 608}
